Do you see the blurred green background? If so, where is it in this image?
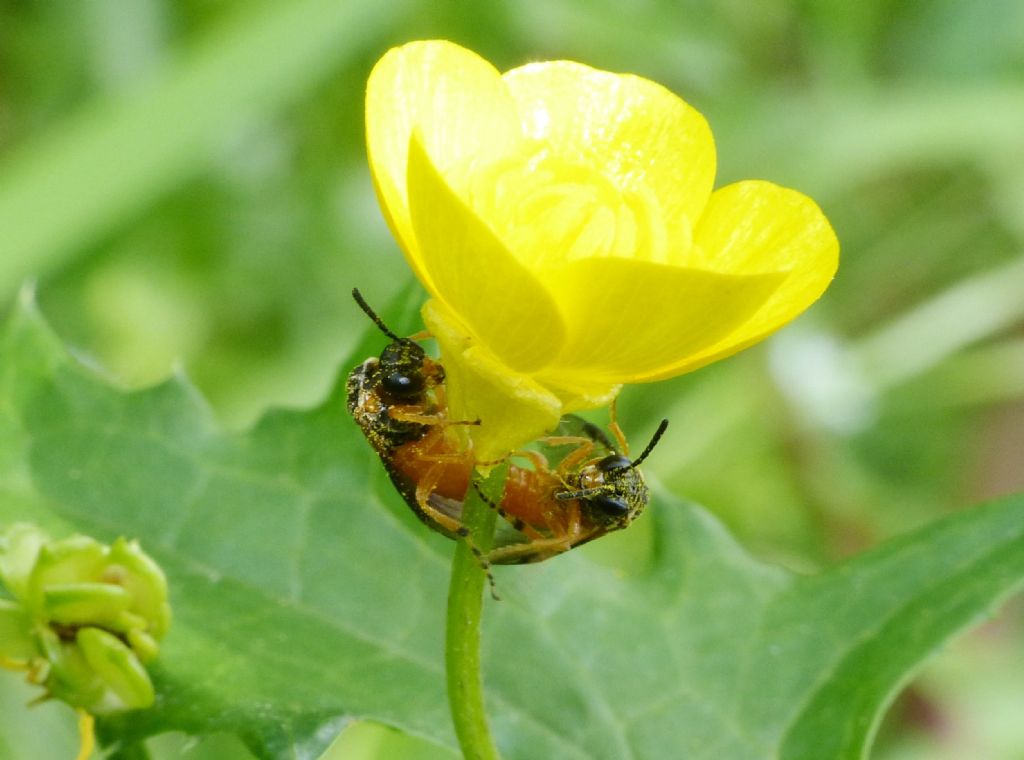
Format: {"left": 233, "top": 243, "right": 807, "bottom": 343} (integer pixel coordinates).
{"left": 1, "top": 0, "right": 1022, "bottom": 758}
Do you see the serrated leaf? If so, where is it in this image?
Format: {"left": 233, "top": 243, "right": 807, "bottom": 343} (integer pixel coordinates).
{"left": 1, "top": 291, "right": 1022, "bottom": 759}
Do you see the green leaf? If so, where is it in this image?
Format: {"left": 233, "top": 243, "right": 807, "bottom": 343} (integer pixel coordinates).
{"left": 1, "top": 291, "right": 1022, "bottom": 759}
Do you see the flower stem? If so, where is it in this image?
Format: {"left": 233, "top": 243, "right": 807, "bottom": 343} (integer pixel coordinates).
{"left": 445, "top": 464, "right": 506, "bottom": 760}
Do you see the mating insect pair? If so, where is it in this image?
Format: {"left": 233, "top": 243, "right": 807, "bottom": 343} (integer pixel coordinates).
{"left": 346, "top": 289, "right": 668, "bottom": 577}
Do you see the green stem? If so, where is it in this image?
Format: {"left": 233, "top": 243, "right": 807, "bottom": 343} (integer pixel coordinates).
{"left": 445, "top": 464, "right": 506, "bottom": 760}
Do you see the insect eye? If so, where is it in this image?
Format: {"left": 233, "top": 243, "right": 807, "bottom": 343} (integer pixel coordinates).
{"left": 598, "top": 454, "right": 631, "bottom": 473}
{"left": 383, "top": 371, "right": 424, "bottom": 396}
{"left": 590, "top": 494, "right": 631, "bottom": 516}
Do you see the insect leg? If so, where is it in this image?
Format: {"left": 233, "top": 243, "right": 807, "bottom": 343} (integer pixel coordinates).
{"left": 430, "top": 384, "right": 479, "bottom": 428}
{"left": 387, "top": 406, "right": 445, "bottom": 425}
{"left": 389, "top": 406, "right": 479, "bottom": 428}
{"left": 483, "top": 534, "right": 572, "bottom": 564}
{"left": 454, "top": 524, "right": 501, "bottom": 601}
{"left": 608, "top": 398, "right": 630, "bottom": 455}
{"left": 414, "top": 464, "right": 465, "bottom": 529}
{"left": 484, "top": 509, "right": 601, "bottom": 565}
{"left": 412, "top": 465, "right": 500, "bottom": 598}
{"left": 544, "top": 436, "right": 596, "bottom": 475}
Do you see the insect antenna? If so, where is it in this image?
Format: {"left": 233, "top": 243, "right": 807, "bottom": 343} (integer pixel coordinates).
{"left": 555, "top": 485, "right": 605, "bottom": 501}
{"left": 591, "top": 417, "right": 671, "bottom": 477}
{"left": 352, "top": 288, "right": 403, "bottom": 342}
{"left": 630, "top": 419, "right": 669, "bottom": 468}
{"left": 554, "top": 419, "right": 670, "bottom": 502}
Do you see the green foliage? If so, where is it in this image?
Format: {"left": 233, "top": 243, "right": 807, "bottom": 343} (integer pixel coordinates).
{"left": 2, "top": 296, "right": 1022, "bottom": 759}
{"left": 0, "top": 0, "right": 393, "bottom": 300}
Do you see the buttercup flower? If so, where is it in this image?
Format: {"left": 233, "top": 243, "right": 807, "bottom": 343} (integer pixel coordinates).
{"left": 366, "top": 41, "right": 838, "bottom": 460}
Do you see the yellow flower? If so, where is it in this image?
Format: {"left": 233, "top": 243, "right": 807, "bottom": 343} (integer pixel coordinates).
{"left": 365, "top": 40, "right": 839, "bottom": 461}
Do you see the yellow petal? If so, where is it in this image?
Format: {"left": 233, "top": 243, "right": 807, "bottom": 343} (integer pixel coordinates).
{"left": 366, "top": 40, "right": 522, "bottom": 289}
{"left": 407, "top": 133, "right": 565, "bottom": 372}
{"left": 423, "top": 300, "right": 562, "bottom": 463}
{"left": 633, "top": 180, "right": 840, "bottom": 380}
{"left": 503, "top": 61, "right": 715, "bottom": 264}
{"left": 539, "top": 257, "right": 786, "bottom": 383}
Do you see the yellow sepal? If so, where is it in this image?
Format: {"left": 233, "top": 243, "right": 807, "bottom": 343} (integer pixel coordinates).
{"left": 423, "top": 299, "right": 562, "bottom": 463}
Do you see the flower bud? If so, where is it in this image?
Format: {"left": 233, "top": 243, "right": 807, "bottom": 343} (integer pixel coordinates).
{"left": 0, "top": 523, "right": 170, "bottom": 713}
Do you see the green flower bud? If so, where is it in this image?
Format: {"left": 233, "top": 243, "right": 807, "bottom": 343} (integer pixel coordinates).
{"left": 43, "top": 583, "right": 133, "bottom": 629}
{"left": 107, "top": 538, "right": 171, "bottom": 639}
{"left": 78, "top": 627, "right": 155, "bottom": 710}
{"left": 0, "top": 598, "right": 35, "bottom": 662}
{"left": 35, "top": 626, "right": 106, "bottom": 709}
{"left": 0, "top": 523, "right": 170, "bottom": 714}
{"left": 0, "top": 523, "right": 48, "bottom": 602}
{"left": 127, "top": 628, "right": 160, "bottom": 664}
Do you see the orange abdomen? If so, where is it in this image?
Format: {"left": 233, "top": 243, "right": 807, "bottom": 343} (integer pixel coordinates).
{"left": 391, "top": 430, "right": 473, "bottom": 501}
{"left": 500, "top": 466, "right": 561, "bottom": 530}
